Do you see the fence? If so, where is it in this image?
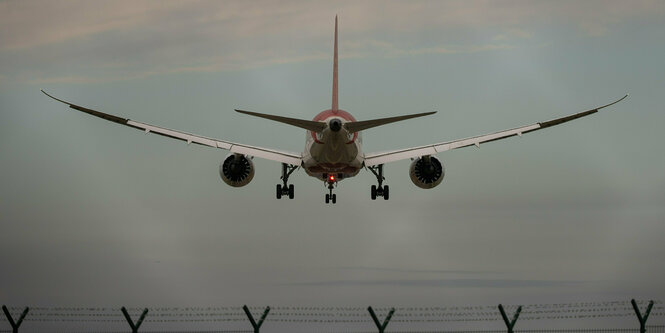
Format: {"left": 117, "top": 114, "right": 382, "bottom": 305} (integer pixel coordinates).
{"left": 1, "top": 299, "right": 663, "bottom": 333}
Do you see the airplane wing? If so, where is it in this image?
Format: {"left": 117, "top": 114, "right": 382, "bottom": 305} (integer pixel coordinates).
{"left": 41, "top": 90, "right": 302, "bottom": 166}
{"left": 363, "top": 94, "right": 628, "bottom": 167}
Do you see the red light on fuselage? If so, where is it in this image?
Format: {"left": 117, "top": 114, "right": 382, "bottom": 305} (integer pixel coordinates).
{"left": 329, "top": 175, "right": 335, "bottom": 182}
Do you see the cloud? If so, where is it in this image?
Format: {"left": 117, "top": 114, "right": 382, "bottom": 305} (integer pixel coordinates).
{"left": 0, "top": 1, "right": 189, "bottom": 50}
{"left": 2, "top": 0, "right": 661, "bottom": 51}
{"left": 283, "top": 278, "right": 585, "bottom": 288}
{"left": 1, "top": 0, "right": 662, "bottom": 83}
{"left": 493, "top": 28, "right": 534, "bottom": 41}
{"left": 29, "top": 75, "right": 109, "bottom": 85}
{"left": 336, "top": 266, "right": 497, "bottom": 274}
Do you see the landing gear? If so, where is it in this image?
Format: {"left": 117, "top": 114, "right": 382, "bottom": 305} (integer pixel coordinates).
{"left": 276, "top": 163, "right": 298, "bottom": 199}
{"left": 325, "top": 174, "right": 337, "bottom": 204}
{"left": 368, "top": 164, "right": 389, "bottom": 200}
{"left": 325, "top": 193, "right": 337, "bottom": 204}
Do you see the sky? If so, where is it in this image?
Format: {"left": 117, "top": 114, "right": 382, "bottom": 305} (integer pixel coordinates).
{"left": 1, "top": 0, "right": 665, "bottom": 331}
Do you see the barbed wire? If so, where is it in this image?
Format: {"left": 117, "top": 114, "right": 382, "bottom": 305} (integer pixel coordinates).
{"left": 1, "top": 301, "right": 662, "bottom": 324}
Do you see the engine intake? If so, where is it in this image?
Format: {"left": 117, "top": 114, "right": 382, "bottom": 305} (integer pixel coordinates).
{"left": 219, "top": 154, "right": 255, "bottom": 187}
{"left": 409, "top": 156, "right": 445, "bottom": 189}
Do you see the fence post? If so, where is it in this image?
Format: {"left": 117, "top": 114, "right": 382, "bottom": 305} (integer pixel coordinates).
{"left": 632, "top": 299, "right": 654, "bottom": 333}
{"left": 243, "top": 305, "right": 270, "bottom": 333}
{"left": 1, "top": 306, "right": 29, "bottom": 333}
{"left": 498, "top": 304, "right": 522, "bottom": 333}
{"left": 367, "top": 306, "right": 395, "bottom": 333}
{"left": 121, "top": 307, "right": 149, "bottom": 333}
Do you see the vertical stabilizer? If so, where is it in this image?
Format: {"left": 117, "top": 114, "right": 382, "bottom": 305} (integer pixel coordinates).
{"left": 332, "top": 15, "right": 339, "bottom": 112}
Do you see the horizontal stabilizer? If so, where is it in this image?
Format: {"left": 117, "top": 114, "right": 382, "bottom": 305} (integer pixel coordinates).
{"left": 235, "top": 109, "right": 327, "bottom": 133}
{"left": 344, "top": 111, "right": 437, "bottom": 133}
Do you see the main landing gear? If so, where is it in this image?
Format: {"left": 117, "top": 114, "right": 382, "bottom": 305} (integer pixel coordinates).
{"left": 276, "top": 163, "right": 298, "bottom": 199}
{"left": 368, "top": 164, "right": 389, "bottom": 200}
{"left": 325, "top": 175, "right": 337, "bottom": 204}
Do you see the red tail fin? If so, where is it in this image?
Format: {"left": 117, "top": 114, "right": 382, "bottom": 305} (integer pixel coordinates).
{"left": 332, "top": 15, "right": 339, "bottom": 112}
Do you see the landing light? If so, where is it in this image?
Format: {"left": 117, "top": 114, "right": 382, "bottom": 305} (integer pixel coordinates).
{"left": 329, "top": 175, "right": 335, "bottom": 181}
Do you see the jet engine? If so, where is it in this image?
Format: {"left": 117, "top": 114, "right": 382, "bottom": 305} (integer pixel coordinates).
{"left": 219, "top": 154, "right": 255, "bottom": 187}
{"left": 409, "top": 156, "right": 445, "bottom": 189}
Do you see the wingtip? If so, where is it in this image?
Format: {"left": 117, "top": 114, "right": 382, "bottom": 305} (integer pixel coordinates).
{"left": 41, "top": 89, "right": 53, "bottom": 99}
{"left": 40, "top": 89, "right": 72, "bottom": 106}
{"left": 595, "top": 93, "right": 629, "bottom": 111}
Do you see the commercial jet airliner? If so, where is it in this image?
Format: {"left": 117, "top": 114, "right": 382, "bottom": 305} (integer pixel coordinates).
{"left": 43, "top": 16, "right": 627, "bottom": 204}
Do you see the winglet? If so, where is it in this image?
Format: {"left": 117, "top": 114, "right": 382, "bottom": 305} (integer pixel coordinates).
{"left": 596, "top": 93, "right": 628, "bottom": 110}
{"left": 332, "top": 15, "right": 339, "bottom": 112}
{"left": 41, "top": 89, "right": 70, "bottom": 105}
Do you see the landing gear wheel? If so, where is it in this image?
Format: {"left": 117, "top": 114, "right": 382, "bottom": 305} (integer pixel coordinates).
{"left": 325, "top": 194, "right": 330, "bottom": 204}
{"left": 277, "top": 163, "right": 298, "bottom": 200}
{"left": 332, "top": 194, "right": 337, "bottom": 204}
{"left": 369, "top": 164, "right": 391, "bottom": 201}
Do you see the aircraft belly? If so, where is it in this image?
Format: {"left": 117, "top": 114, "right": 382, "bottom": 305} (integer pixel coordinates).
{"left": 310, "top": 140, "right": 358, "bottom": 164}
{"left": 304, "top": 140, "right": 362, "bottom": 179}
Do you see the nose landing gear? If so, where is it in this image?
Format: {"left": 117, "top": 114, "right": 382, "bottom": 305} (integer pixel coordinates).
{"left": 325, "top": 174, "right": 337, "bottom": 204}
{"left": 368, "top": 164, "right": 389, "bottom": 200}
{"left": 276, "top": 163, "right": 298, "bottom": 199}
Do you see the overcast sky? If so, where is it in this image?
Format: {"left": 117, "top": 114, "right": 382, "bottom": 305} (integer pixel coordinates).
{"left": 1, "top": 1, "right": 664, "bottom": 331}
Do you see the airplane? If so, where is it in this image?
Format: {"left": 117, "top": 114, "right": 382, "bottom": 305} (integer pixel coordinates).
{"left": 42, "top": 16, "right": 627, "bottom": 204}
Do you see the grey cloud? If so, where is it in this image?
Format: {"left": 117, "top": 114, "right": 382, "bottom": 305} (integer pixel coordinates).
{"left": 2, "top": 1, "right": 661, "bottom": 50}
{"left": 1, "top": 1, "right": 663, "bottom": 83}
{"left": 336, "top": 266, "right": 498, "bottom": 275}
{"left": 282, "top": 279, "right": 585, "bottom": 288}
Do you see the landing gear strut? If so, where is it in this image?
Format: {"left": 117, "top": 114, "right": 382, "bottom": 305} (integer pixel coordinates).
{"left": 276, "top": 163, "right": 298, "bottom": 199}
{"left": 368, "top": 164, "right": 389, "bottom": 200}
{"left": 325, "top": 175, "right": 337, "bottom": 204}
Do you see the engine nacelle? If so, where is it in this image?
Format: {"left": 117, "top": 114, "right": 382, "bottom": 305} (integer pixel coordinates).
{"left": 409, "top": 156, "right": 445, "bottom": 189}
{"left": 219, "top": 154, "right": 255, "bottom": 187}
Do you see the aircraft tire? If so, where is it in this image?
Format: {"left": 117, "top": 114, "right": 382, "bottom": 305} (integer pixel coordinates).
{"left": 325, "top": 194, "right": 330, "bottom": 204}
{"left": 276, "top": 184, "right": 282, "bottom": 199}
{"left": 332, "top": 194, "right": 337, "bottom": 204}
{"left": 371, "top": 185, "right": 377, "bottom": 200}
{"left": 383, "top": 185, "right": 389, "bottom": 200}
{"left": 289, "top": 184, "right": 294, "bottom": 199}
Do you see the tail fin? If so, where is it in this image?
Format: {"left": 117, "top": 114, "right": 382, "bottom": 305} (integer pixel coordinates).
{"left": 332, "top": 15, "right": 339, "bottom": 112}
{"left": 343, "top": 111, "right": 437, "bottom": 133}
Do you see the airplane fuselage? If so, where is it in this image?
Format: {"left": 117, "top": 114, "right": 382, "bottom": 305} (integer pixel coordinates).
{"left": 302, "top": 109, "right": 363, "bottom": 181}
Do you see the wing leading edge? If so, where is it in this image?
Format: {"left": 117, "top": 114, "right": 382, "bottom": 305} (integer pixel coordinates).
{"left": 41, "top": 90, "right": 302, "bottom": 166}
{"left": 363, "top": 94, "right": 628, "bottom": 167}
